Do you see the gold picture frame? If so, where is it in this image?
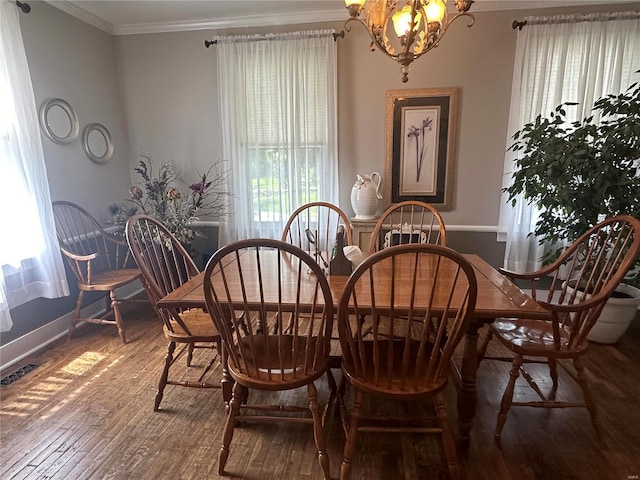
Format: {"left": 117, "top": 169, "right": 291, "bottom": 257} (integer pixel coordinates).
{"left": 384, "top": 87, "right": 460, "bottom": 210}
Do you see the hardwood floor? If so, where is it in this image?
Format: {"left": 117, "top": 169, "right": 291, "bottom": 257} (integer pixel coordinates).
{"left": 2, "top": 299, "right": 640, "bottom": 479}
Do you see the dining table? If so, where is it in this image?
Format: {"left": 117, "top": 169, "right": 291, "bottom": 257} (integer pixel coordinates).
{"left": 157, "top": 250, "right": 550, "bottom": 448}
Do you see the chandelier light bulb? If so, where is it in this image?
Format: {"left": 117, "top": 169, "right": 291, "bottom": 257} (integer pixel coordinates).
{"left": 392, "top": 4, "right": 422, "bottom": 37}
{"left": 345, "top": 0, "right": 366, "bottom": 18}
{"left": 425, "top": 0, "right": 446, "bottom": 24}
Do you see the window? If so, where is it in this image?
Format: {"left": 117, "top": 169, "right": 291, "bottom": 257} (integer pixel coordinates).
{"left": 248, "top": 145, "right": 323, "bottom": 222}
{"left": 215, "top": 30, "right": 338, "bottom": 243}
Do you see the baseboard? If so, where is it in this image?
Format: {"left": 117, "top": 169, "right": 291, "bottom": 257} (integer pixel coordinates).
{"left": 0, "top": 283, "right": 145, "bottom": 372}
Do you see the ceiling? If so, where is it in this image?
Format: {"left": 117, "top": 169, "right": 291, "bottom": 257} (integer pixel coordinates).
{"left": 45, "top": 1, "right": 640, "bottom": 35}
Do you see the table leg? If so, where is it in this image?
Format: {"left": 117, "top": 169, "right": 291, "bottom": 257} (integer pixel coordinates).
{"left": 457, "top": 320, "right": 482, "bottom": 449}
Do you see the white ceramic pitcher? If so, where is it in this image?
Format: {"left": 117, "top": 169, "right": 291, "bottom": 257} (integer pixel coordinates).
{"left": 350, "top": 172, "right": 382, "bottom": 220}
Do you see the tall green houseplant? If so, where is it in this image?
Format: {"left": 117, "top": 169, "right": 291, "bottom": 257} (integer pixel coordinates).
{"left": 506, "top": 74, "right": 640, "bottom": 282}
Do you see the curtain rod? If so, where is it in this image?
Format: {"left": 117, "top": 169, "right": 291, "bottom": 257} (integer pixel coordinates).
{"left": 513, "top": 11, "right": 640, "bottom": 30}
{"left": 205, "top": 30, "right": 337, "bottom": 48}
{"left": 16, "top": 1, "right": 31, "bottom": 13}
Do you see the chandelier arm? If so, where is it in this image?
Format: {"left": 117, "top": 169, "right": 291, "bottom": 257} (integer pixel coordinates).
{"left": 460, "top": 12, "right": 476, "bottom": 28}
{"left": 343, "top": 17, "right": 362, "bottom": 34}
{"left": 412, "top": 12, "right": 475, "bottom": 58}
{"left": 345, "top": 16, "right": 393, "bottom": 56}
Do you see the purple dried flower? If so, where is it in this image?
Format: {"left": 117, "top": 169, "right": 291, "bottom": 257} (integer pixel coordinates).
{"left": 189, "top": 181, "right": 206, "bottom": 196}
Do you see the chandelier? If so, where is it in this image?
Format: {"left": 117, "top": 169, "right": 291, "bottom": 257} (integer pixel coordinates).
{"left": 342, "top": 0, "right": 475, "bottom": 83}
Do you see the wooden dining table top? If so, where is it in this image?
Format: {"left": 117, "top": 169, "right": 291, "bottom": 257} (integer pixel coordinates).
{"left": 157, "top": 252, "right": 549, "bottom": 321}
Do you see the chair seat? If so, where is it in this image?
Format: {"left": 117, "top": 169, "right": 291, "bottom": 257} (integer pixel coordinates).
{"left": 230, "top": 335, "right": 329, "bottom": 389}
{"left": 80, "top": 268, "right": 141, "bottom": 291}
{"left": 490, "top": 318, "right": 581, "bottom": 357}
{"left": 342, "top": 340, "right": 445, "bottom": 399}
{"left": 164, "top": 309, "right": 219, "bottom": 342}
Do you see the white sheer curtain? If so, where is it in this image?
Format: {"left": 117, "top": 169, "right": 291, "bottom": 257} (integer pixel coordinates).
{"left": 215, "top": 30, "right": 338, "bottom": 244}
{"left": 0, "top": 1, "right": 69, "bottom": 332}
{"left": 499, "top": 11, "right": 640, "bottom": 272}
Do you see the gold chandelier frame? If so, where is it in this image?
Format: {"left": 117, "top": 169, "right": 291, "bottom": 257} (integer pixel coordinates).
{"left": 341, "top": 0, "right": 475, "bottom": 82}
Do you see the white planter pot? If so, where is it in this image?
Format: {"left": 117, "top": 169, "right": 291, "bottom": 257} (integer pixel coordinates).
{"left": 588, "top": 283, "right": 640, "bottom": 344}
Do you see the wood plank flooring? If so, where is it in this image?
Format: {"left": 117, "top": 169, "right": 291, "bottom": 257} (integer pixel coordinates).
{"left": 2, "top": 299, "right": 640, "bottom": 479}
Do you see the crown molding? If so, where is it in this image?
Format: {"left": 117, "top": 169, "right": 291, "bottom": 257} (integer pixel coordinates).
{"left": 45, "top": 1, "right": 640, "bottom": 37}
{"left": 44, "top": 2, "right": 348, "bottom": 36}
{"left": 113, "top": 9, "right": 348, "bottom": 36}
{"left": 45, "top": 0, "right": 114, "bottom": 35}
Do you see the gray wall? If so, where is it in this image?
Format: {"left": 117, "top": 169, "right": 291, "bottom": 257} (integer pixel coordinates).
{"left": 22, "top": 2, "right": 131, "bottom": 222}
{"left": 2, "top": 2, "right": 639, "bottom": 346}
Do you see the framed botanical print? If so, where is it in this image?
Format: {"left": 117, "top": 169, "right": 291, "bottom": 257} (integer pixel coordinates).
{"left": 384, "top": 87, "right": 460, "bottom": 210}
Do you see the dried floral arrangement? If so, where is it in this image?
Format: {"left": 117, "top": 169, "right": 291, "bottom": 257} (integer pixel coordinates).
{"left": 109, "top": 153, "right": 232, "bottom": 250}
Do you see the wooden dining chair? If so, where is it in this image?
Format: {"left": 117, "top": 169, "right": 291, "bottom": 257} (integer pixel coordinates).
{"left": 282, "top": 201, "right": 353, "bottom": 262}
{"left": 368, "top": 200, "right": 446, "bottom": 253}
{"left": 52, "top": 200, "right": 142, "bottom": 343}
{"left": 203, "top": 238, "right": 335, "bottom": 480}
{"left": 282, "top": 202, "right": 352, "bottom": 365}
{"left": 479, "top": 215, "right": 640, "bottom": 440}
{"left": 337, "top": 243, "right": 478, "bottom": 480}
{"left": 126, "top": 214, "right": 221, "bottom": 411}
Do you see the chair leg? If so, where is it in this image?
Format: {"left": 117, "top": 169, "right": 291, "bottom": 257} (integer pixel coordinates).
{"left": 219, "top": 381, "right": 244, "bottom": 475}
{"left": 496, "top": 354, "right": 522, "bottom": 439}
{"left": 548, "top": 357, "right": 558, "bottom": 400}
{"left": 337, "top": 375, "right": 349, "bottom": 434}
{"left": 69, "top": 290, "right": 85, "bottom": 339}
{"left": 186, "top": 344, "right": 194, "bottom": 367}
{"left": 307, "top": 381, "right": 330, "bottom": 480}
{"left": 573, "top": 357, "right": 603, "bottom": 438}
{"left": 341, "top": 388, "right": 363, "bottom": 480}
{"left": 433, "top": 392, "right": 460, "bottom": 480}
{"left": 105, "top": 294, "right": 112, "bottom": 316}
{"left": 197, "top": 342, "right": 221, "bottom": 383}
{"left": 154, "top": 341, "right": 175, "bottom": 411}
{"left": 221, "top": 346, "right": 234, "bottom": 404}
{"left": 108, "top": 290, "right": 126, "bottom": 344}
{"left": 548, "top": 357, "right": 558, "bottom": 386}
